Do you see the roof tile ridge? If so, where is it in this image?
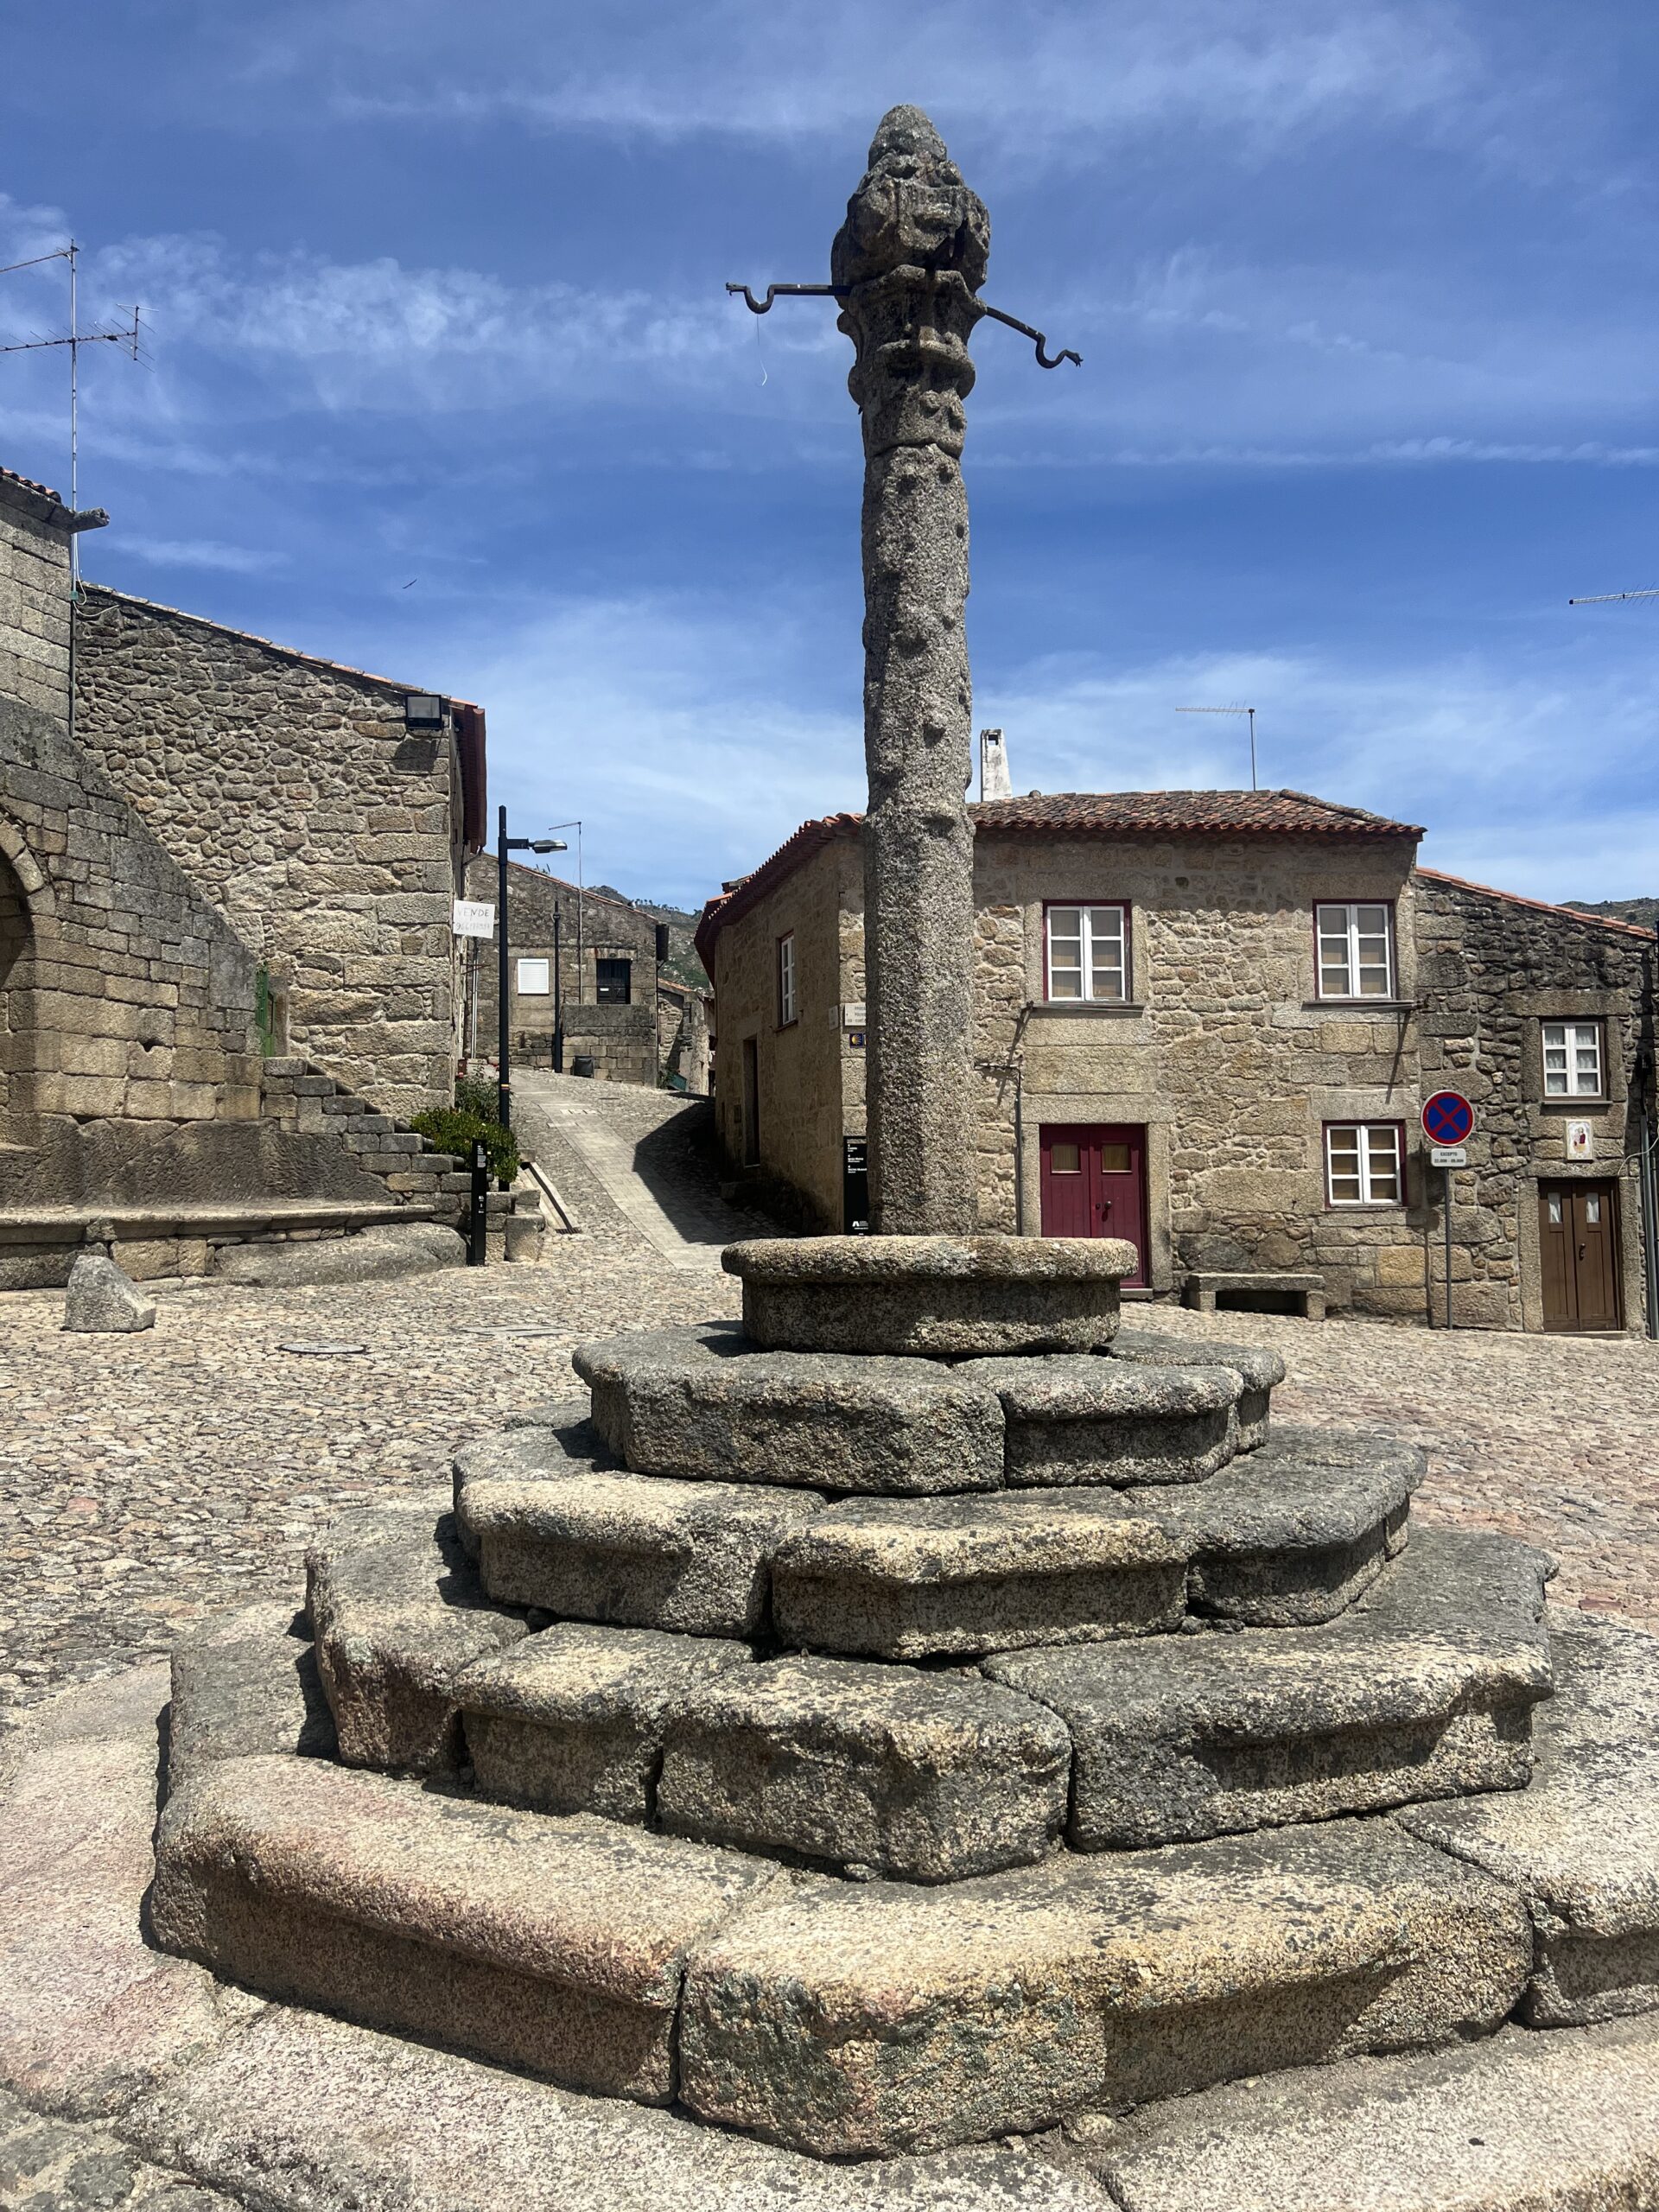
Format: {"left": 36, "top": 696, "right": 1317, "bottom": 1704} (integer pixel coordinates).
{"left": 1414, "top": 866, "right": 1658, "bottom": 938}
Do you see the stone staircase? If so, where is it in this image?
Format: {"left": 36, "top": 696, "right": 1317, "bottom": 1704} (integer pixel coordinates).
{"left": 258, "top": 1055, "right": 471, "bottom": 1218}
{"left": 149, "top": 1235, "right": 1659, "bottom": 2170}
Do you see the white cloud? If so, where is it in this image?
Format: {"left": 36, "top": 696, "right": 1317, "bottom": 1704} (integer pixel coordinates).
{"left": 123, "top": 537, "right": 288, "bottom": 574}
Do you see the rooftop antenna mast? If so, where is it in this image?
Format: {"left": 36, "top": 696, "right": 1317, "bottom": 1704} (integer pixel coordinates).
{"left": 1177, "top": 703, "right": 1258, "bottom": 790}
{"left": 1567, "top": 588, "right": 1659, "bottom": 606}
{"left": 0, "top": 240, "right": 143, "bottom": 595}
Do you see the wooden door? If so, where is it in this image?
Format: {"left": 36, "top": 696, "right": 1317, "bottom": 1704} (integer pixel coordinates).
{"left": 1539, "top": 1180, "right": 1621, "bottom": 1332}
{"left": 1039, "top": 1123, "right": 1148, "bottom": 1285}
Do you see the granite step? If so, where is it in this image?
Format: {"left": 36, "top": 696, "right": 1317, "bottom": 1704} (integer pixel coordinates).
{"left": 152, "top": 1753, "right": 781, "bottom": 2106}
{"left": 985, "top": 1526, "right": 1553, "bottom": 1848}
{"left": 770, "top": 1425, "right": 1421, "bottom": 1660}
{"left": 456, "top": 1624, "right": 753, "bottom": 1821}
{"left": 1397, "top": 1612, "right": 1659, "bottom": 2027}
{"left": 454, "top": 1418, "right": 827, "bottom": 1638}
{"left": 722, "top": 1233, "right": 1135, "bottom": 1356}
{"left": 306, "top": 1497, "right": 529, "bottom": 1773}
{"left": 677, "top": 1814, "right": 1531, "bottom": 2156}
{"left": 957, "top": 1351, "right": 1243, "bottom": 1487}
{"left": 1090, "top": 2014, "right": 1659, "bottom": 2212}
{"left": 574, "top": 1320, "right": 1007, "bottom": 1496}
{"left": 655, "top": 1654, "right": 1073, "bottom": 1882}
{"left": 1109, "top": 1326, "right": 1286, "bottom": 1451}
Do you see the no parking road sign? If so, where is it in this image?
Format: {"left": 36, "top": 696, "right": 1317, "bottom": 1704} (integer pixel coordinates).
{"left": 1421, "top": 1090, "right": 1475, "bottom": 1147}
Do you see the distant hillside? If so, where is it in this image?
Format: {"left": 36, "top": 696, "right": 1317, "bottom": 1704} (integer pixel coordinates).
{"left": 1566, "top": 897, "right": 1659, "bottom": 932}
{"left": 591, "top": 886, "right": 709, "bottom": 992}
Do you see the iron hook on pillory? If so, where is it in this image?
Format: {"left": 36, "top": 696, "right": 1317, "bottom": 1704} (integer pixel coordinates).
{"left": 725, "top": 281, "right": 1083, "bottom": 371}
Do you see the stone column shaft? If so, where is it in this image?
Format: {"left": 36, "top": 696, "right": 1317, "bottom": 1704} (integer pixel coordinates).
{"left": 834, "top": 109, "right": 989, "bottom": 1236}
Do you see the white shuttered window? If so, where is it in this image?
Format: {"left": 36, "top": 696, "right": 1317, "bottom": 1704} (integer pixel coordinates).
{"left": 1325, "top": 1122, "right": 1403, "bottom": 1205}
{"left": 1541, "top": 1020, "right": 1604, "bottom": 1097}
{"left": 1316, "top": 903, "right": 1395, "bottom": 1000}
{"left": 1046, "top": 905, "right": 1128, "bottom": 1001}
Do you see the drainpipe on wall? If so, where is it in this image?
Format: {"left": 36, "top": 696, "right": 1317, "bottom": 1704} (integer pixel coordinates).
{"left": 1014, "top": 1058, "right": 1025, "bottom": 1237}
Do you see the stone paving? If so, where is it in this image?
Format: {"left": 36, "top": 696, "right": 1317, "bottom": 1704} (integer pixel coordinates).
{"left": 3, "top": 1068, "right": 1658, "bottom": 1723}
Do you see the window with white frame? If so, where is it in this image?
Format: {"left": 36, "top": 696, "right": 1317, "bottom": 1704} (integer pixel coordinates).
{"left": 1046, "top": 904, "right": 1128, "bottom": 1002}
{"left": 1541, "top": 1020, "right": 1605, "bottom": 1098}
{"left": 1325, "top": 1122, "right": 1403, "bottom": 1205}
{"left": 777, "top": 932, "right": 797, "bottom": 1027}
{"left": 1316, "top": 902, "right": 1395, "bottom": 1000}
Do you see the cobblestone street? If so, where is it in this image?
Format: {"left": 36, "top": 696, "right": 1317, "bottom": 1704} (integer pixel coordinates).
{"left": 4, "top": 1079, "right": 1659, "bottom": 1724}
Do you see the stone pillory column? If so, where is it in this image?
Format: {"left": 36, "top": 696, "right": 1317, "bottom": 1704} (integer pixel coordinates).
{"left": 833, "top": 106, "right": 988, "bottom": 1236}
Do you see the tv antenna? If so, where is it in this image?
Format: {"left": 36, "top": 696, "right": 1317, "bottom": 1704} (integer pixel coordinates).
{"left": 1567, "top": 587, "right": 1659, "bottom": 606}
{"left": 0, "top": 241, "right": 143, "bottom": 593}
{"left": 1177, "top": 703, "right": 1258, "bottom": 790}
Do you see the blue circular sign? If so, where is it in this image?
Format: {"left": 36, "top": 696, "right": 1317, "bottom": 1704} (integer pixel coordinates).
{"left": 1421, "top": 1090, "right": 1474, "bottom": 1145}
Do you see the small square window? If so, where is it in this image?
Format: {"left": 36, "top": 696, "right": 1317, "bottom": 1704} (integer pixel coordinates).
{"left": 1325, "top": 1122, "right": 1403, "bottom": 1205}
{"left": 515, "top": 957, "right": 550, "bottom": 996}
{"left": 1541, "top": 1020, "right": 1604, "bottom": 1098}
{"left": 1050, "top": 1141, "right": 1082, "bottom": 1174}
{"left": 1046, "top": 904, "right": 1128, "bottom": 1001}
{"left": 1315, "top": 903, "right": 1395, "bottom": 1000}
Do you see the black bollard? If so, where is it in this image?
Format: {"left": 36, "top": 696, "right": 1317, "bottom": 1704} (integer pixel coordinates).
{"left": 467, "top": 1136, "right": 489, "bottom": 1267}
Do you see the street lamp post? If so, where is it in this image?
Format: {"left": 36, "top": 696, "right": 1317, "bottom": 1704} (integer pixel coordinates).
{"left": 496, "top": 804, "right": 567, "bottom": 1134}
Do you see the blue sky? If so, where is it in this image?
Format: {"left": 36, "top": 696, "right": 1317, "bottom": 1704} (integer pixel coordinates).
{"left": 3, "top": 1, "right": 1658, "bottom": 910}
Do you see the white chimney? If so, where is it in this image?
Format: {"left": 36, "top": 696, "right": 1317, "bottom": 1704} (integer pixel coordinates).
{"left": 979, "top": 727, "right": 1012, "bottom": 800}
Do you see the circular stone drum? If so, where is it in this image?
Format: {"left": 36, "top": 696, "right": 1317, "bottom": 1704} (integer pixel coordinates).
{"left": 721, "top": 1234, "right": 1137, "bottom": 1357}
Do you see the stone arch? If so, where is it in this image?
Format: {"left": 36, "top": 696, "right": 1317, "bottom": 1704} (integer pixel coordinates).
{"left": 0, "top": 815, "right": 54, "bottom": 918}
{"left": 0, "top": 815, "right": 54, "bottom": 1141}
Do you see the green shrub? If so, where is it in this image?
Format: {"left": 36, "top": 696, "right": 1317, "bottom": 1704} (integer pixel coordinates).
{"left": 453, "top": 1074, "right": 500, "bottom": 1122}
{"left": 410, "top": 1107, "right": 518, "bottom": 1186}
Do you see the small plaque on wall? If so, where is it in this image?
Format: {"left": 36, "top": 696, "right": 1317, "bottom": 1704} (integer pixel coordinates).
{"left": 1566, "top": 1120, "right": 1594, "bottom": 1160}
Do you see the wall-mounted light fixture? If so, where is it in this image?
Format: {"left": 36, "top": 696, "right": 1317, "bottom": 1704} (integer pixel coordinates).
{"left": 404, "top": 693, "right": 447, "bottom": 728}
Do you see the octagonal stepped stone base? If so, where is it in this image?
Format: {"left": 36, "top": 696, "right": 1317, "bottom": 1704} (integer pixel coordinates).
{"left": 575, "top": 1324, "right": 1252, "bottom": 1496}
{"left": 149, "top": 1744, "right": 1532, "bottom": 2159}
{"left": 771, "top": 1426, "right": 1421, "bottom": 1659}
{"left": 723, "top": 1234, "right": 1135, "bottom": 1357}
{"left": 1110, "top": 1327, "right": 1286, "bottom": 1452}
{"left": 987, "top": 1526, "right": 1553, "bottom": 1848}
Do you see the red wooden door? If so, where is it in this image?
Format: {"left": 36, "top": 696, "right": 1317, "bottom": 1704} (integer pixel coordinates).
{"left": 1039, "top": 1123, "right": 1147, "bottom": 1284}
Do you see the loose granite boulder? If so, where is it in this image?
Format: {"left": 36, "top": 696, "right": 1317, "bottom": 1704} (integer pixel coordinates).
{"left": 152, "top": 1754, "right": 782, "bottom": 2105}
{"left": 1109, "top": 1328, "right": 1286, "bottom": 1452}
{"left": 306, "top": 1498, "right": 529, "bottom": 1773}
{"left": 987, "top": 1527, "right": 1552, "bottom": 1848}
{"left": 457, "top": 1624, "right": 753, "bottom": 1821}
{"left": 61, "top": 1247, "right": 155, "bottom": 1333}
{"left": 467, "top": 1463, "right": 826, "bottom": 1637}
{"left": 575, "top": 1321, "right": 1007, "bottom": 1495}
{"left": 1398, "top": 1615, "right": 1659, "bottom": 2027}
{"left": 677, "top": 1815, "right": 1531, "bottom": 2156}
{"left": 723, "top": 1235, "right": 1134, "bottom": 1357}
{"left": 167, "top": 1600, "right": 336, "bottom": 1794}
{"left": 656, "top": 1654, "right": 1071, "bottom": 1882}
{"left": 958, "top": 1353, "right": 1240, "bottom": 1487}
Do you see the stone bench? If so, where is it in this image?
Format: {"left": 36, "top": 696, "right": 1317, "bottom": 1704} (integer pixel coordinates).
{"left": 1184, "top": 1270, "right": 1326, "bottom": 1320}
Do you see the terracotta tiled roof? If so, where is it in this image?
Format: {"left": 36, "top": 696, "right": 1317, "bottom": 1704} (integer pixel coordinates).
{"left": 694, "top": 791, "right": 1420, "bottom": 969}
{"left": 1414, "top": 868, "right": 1658, "bottom": 940}
{"left": 0, "top": 463, "right": 62, "bottom": 504}
{"left": 971, "top": 789, "right": 1423, "bottom": 838}
{"left": 696, "top": 813, "right": 861, "bottom": 970}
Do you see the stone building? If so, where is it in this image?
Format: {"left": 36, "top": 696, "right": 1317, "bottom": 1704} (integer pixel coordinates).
{"left": 0, "top": 462, "right": 487, "bottom": 1281}
{"left": 462, "top": 859, "right": 667, "bottom": 1087}
{"left": 73, "top": 584, "right": 486, "bottom": 1121}
{"left": 696, "top": 791, "right": 1656, "bottom": 1333}
{"left": 658, "top": 976, "right": 711, "bottom": 1095}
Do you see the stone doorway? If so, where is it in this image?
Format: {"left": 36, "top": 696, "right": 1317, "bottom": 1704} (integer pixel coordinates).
{"left": 0, "top": 847, "right": 34, "bottom": 1136}
{"left": 1538, "top": 1179, "right": 1623, "bottom": 1332}
{"left": 1039, "top": 1121, "right": 1148, "bottom": 1283}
